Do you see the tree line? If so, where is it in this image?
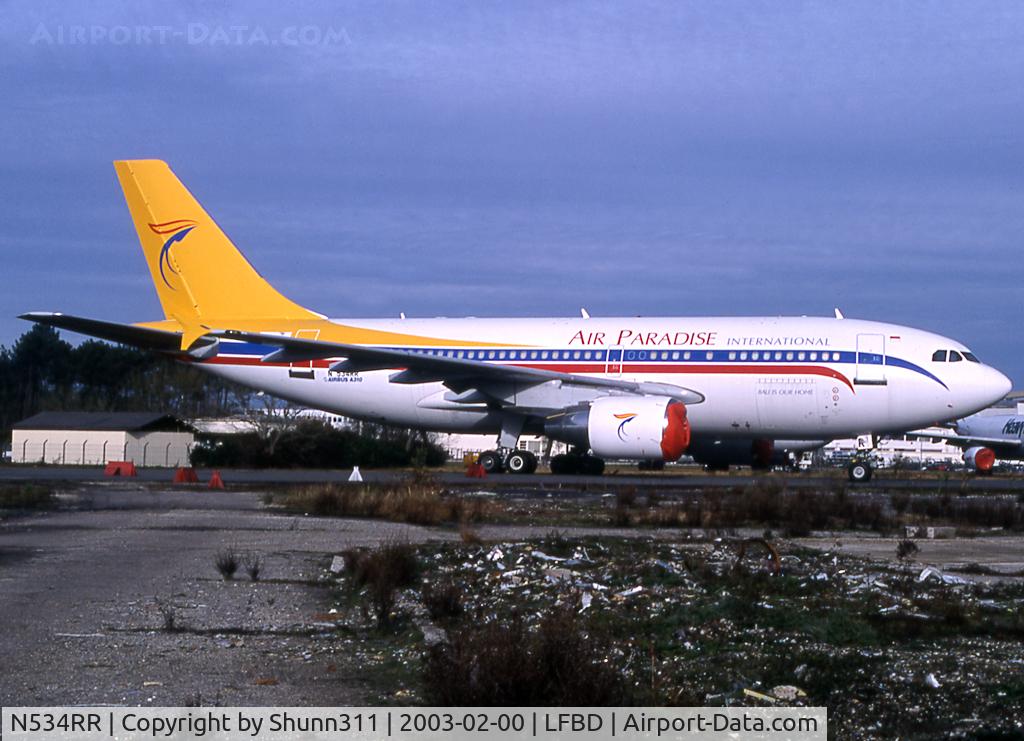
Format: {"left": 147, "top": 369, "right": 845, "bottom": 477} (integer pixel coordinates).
{"left": 0, "top": 325, "right": 249, "bottom": 438}
{"left": 0, "top": 325, "right": 448, "bottom": 468}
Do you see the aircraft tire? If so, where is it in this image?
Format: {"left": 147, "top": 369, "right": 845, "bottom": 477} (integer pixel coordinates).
{"left": 848, "top": 460, "right": 872, "bottom": 483}
{"left": 582, "top": 455, "right": 606, "bottom": 476}
{"left": 478, "top": 450, "right": 504, "bottom": 474}
{"left": 550, "top": 454, "right": 577, "bottom": 475}
{"left": 506, "top": 451, "right": 533, "bottom": 474}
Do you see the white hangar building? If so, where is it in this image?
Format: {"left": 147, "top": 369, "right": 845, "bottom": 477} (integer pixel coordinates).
{"left": 11, "top": 412, "right": 195, "bottom": 467}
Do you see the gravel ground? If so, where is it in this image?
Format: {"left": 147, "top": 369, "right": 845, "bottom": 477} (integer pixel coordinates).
{"left": 0, "top": 484, "right": 696, "bottom": 706}
{"left": 0, "top": 485, "right": 446, "bottom": 706}
{"left": 2, "top": 480, "right": 1023, "bottom": 718}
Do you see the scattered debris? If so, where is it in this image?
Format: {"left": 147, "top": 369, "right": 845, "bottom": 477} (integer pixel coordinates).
{"left": 743, "top": 688, "right": 777, "bottom": 703}
{"left": 917, "top": 566, "right": 969, "bottom": 585}
{"left": 771, "top": 685, "right": 807, "bottom": 701}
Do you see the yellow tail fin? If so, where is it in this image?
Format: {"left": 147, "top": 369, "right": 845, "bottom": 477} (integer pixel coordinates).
{"left": 114, "top": 160, "right": 320, "bottom": 328}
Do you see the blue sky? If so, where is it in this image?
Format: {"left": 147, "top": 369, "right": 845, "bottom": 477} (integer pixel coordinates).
{"left": 1, "top": 2, "right": 1023, "bottom": 382}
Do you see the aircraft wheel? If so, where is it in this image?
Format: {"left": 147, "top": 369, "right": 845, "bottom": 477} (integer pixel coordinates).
{"left": 506, "top": 451, "right": 534, "bottom": 474}
{"left": 478, "top": 450, "right": 504, "bottom": 474}
{"left": 581, "top": 455, "right": 605, "bottom": 476}
{"left": 550, "top": 454, "right": 577, "bottom": 475}
{"left": 848, "top": 460, "right": 872, "bottom": 483}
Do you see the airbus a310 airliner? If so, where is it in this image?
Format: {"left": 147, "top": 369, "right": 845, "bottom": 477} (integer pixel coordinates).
{"left": 21, "top": 161, "right": 1012, "bottom": 481}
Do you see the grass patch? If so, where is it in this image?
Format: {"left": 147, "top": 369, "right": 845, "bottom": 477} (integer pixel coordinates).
{"left": 423, "top": 606, "right": 630, "bottom": 705}
{"left": 214, "top": 547, "right": 239, "bottom": 580}
{"left": 0, "top": 484, "right": 55, "bottom": 510}
{"left": 278, "top": 482, "right": 497, "bottom": 525}
{"left": 341, "top": 541, "right": 420, "bottom": 630}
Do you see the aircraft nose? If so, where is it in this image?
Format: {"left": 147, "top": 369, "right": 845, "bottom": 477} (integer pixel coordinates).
{"left": 951, "top": 364, "right": 1012, "bottom": 418}
{"left": 980, "top": 365, "right": 1012, "bottom": 407}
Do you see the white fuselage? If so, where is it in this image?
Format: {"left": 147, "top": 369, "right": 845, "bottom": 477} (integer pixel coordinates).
{"left": 196, "top": 316, "right": 1011, "bottom": 441}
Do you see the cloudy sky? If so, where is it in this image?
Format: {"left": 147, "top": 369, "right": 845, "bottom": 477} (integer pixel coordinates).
{"left": 2, "top": 2, "right": 1023, "bottom": 381}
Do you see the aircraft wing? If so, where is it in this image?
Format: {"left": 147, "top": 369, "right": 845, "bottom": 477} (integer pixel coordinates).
{"left": 901, "top": 429, "right": 1022, "bottom": 450}
{"left": 213, "top": 329, "right": 706, "bottom": 405}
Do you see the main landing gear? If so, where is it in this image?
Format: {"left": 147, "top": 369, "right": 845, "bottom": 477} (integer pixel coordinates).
{"left": 477, "top": 449, "right": 538, "bottom": 475}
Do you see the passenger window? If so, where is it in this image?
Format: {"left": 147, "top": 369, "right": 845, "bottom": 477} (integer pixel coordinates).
{"left": 832, "top": 353, "right": 841, "bottom": 362}
{"left": 809, "top": 352, "right": 817, "bottom": 361}
{"left": 739, "top": 352, "right": 748, "bottom": 361}
{"left": 683, "top": 352, "right": 691, "bottom": 360}
{"left": 705, "top": 351, "right": 713, "bottom": 360}
{"left": 949, "top": 350, "right": 963, "bottom": 362}
{"left": 785, "top": 352, "right": 794, "bottom": 361}
{"left": 728, "top": 352, "right": 736, "bottom": 360}
{"left": 774, "top": 352, "right": 783, "bottom": 361}
{"left": 573, "top": 351, "right": 581, "bottom": 360}
{"left": 932, "top": 350, "right": 947, "bottom": 362}
{"left": 797, "top": 352, "right": 805, "bottom": 361}
{"left": 751, "top": 352, "right": 759, "bottom": 360}
{"left": 671, "top": 351, "right": 679, "bottom": 360}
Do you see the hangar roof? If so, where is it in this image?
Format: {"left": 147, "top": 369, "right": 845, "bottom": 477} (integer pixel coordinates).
{"left": 13, "top": 412, "right": 192, "bottom": 433}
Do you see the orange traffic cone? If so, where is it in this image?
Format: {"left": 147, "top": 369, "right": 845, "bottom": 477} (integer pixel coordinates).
{"left": 208, "top": 470, "right": 225, "bottom": 489}
{"left": 173, "top": 467, "right": 199, "bottom": 483}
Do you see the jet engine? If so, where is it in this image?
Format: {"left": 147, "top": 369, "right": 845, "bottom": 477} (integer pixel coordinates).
{"left": 964, "top": 446, "right": 996, "bottom": 474}
{"left": 544, "top": 396, "right": 690, "bottom": 461}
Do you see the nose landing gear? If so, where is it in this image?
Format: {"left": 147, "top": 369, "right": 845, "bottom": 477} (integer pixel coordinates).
{"left": 847, "top": 457, "right": 873, "bottom": 483}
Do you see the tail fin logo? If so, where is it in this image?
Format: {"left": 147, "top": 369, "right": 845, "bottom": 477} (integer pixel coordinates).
{"left": 614, "top": 412, "right": 638, "bottom": 440}
{"left": 148, "top": 219, "right": 197, "bottom": 289}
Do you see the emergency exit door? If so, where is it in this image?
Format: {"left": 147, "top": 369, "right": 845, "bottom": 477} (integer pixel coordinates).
{"left": 855, "top": 333, "right": 886, "bottom": 385}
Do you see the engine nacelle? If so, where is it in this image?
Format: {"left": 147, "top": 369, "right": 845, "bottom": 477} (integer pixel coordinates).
{"left": 544, "top": 396, "right": 691, "bottom": 461}
{"left": 964, "top": 446, "right": 996, "bottom": 473}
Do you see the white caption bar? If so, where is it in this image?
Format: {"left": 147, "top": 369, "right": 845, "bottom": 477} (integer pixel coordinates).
{"left": 2, "top": 707, "right": 826, "bottom": 741}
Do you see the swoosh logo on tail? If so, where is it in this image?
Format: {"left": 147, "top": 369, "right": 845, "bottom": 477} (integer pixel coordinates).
{"left": 149, "top": 220, "right": 197, "bottom": 289}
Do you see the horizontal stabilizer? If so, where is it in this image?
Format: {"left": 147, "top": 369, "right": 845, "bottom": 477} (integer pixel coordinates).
{"left": 18, "top": 312, "right": 213, "bottom": 353}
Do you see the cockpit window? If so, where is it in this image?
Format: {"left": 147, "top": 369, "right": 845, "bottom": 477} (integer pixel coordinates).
{"left": 963, "top": 351, "right": 980, "bottom": 363}
{"left": 932, "top": 350, "right": 947, "bottom": 362}
{"left": 948, "top": 350, "right": 963, "bottom": 362}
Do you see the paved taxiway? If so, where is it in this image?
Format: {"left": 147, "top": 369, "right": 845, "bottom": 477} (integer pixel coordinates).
{"left": 2, "top": 465, "right": 1024, "bottom": 491}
